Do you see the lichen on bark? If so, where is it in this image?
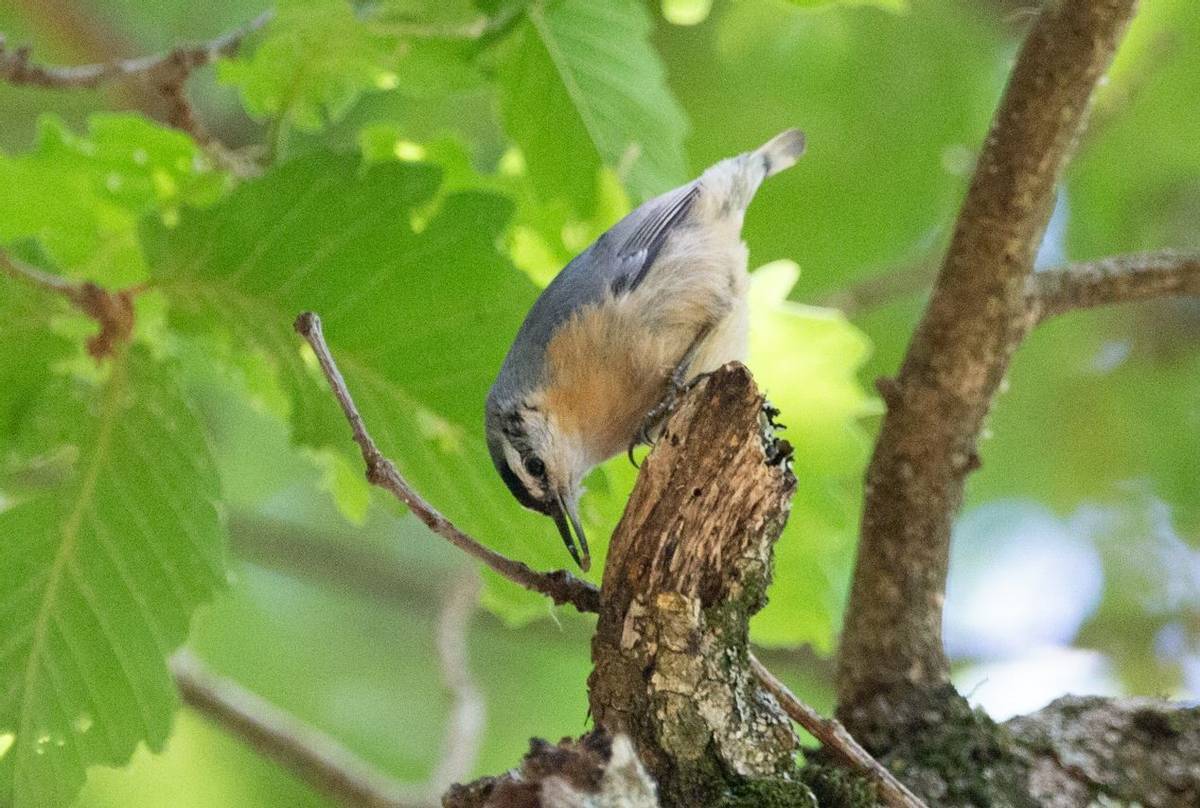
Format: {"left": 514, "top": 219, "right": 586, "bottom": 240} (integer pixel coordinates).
{"left": 588, "top": 364, "right": 807, "bottom": 807}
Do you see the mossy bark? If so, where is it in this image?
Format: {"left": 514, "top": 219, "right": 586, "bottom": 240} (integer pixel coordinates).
{"left": 588, "top": 364, "right": 810, "bottom": 807}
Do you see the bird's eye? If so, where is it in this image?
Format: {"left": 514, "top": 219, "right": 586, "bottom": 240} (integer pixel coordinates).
{"left": 525, "top": 456, "right": 546, "bottom": 477}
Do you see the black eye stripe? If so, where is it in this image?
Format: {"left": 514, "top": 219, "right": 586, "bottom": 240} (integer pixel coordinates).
{"left": 525, "top": 456, "right": 545, "bottom": 477}
{"left": 498, "top": 456, "right": 549, "bottom": 515}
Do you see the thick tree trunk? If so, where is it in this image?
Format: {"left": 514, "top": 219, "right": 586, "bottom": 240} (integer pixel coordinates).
{"left": 588, "top": 364, "right": 809, "bottom": 807}
{"left": 444, "top": 365, "right": 814, "bottom": 807}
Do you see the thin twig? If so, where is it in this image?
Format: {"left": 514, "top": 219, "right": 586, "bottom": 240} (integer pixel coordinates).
{"left": 1027, "top": 250, "right": 1200, "bottom": 325}
{"left": 749, "top": 655, "right": 928, "bottom": 808}
{"left": 427, "top": 569, "right": 486, "bottom": 795}
{"left": 293, "top": 312, "right": 601, "bottom": 614}
{"left": 1, "top": 250, "right": 138, "bottom": 359}
{"left": 171, "top": 651, "right": 431, "bottom": 808}
{"left": 816, "top": 259, "right": 938, "bottom": 316}
{"left": 1, "top": 249, "right": 81, "bottom": 297}
{"left": 0, "top": 11, "right": 272, "bottom": 90}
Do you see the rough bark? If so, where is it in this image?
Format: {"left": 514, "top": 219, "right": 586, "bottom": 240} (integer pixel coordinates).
{"left": 1027, "top": 250, "right": 1200, "bottom": 325}
{"left": 442, "top": 734, "right": 659, "bottom": 808}
{"left": 444, "top": 364, "right": 813, "bottom": 807}
{"left": 1008, "top": 696, "right": 1200, "bottom": 808}
{"left": 837, "top": 0, "right": 1138, "bottom": 734}
{"left": 588, "top": 364, "right": 811, "bottom": 807}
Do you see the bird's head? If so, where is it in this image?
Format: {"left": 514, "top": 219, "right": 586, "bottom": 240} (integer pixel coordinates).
{"left": 485, "top": 398, "right": 591, "bottom": 571}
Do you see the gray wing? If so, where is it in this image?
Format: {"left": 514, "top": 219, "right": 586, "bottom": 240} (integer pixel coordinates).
{"left": 606, "top": 183, "right": 700, "bottom": 295}
{"left": 489, "top": 182, "right": 701, "bottom": 401}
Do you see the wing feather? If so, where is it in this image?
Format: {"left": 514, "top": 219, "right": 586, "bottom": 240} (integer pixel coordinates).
{"left": 609, "top": 183, "right": 700, "bottom": 295}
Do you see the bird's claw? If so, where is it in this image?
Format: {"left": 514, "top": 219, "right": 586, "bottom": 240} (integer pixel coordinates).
{"left": 626, "top": 375, "right": 704, "bottom": 468}
{"left": 626, "top": 412, "right": 663, "bottom": 469}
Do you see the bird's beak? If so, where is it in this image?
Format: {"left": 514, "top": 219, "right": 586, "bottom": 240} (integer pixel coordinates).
{"left": 551, "top": 490, "right": 590, "bottom": 572}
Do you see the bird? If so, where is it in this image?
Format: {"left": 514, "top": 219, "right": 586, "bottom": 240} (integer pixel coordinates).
{"left": 485, "top": 129, "right": 806, "bottom": 571}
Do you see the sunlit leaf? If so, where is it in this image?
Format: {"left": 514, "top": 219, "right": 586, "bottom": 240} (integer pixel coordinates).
{"left": 0, "top": 348, "right": 226, "bottom": 807}
{"left": 494, "top": 0, "right": 689, "bottom": 208}
{"left": 218, "top": 0, "right": 400, "bottom": 132}
{"left": 219, "top": 0, "right": 485, "bottom": 138}
{"left": 143, "top": 151, "right": 614, "bottom": 621}
{"left": 0, "top": 115, "right": 226, "bottom": 284}
{"left": 744, "top": 262, "right": 878, "bottom": 650}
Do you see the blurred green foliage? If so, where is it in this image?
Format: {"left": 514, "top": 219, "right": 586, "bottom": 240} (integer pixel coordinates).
{"left": 0, "top": 0, "right": 1197, "bottom": 805}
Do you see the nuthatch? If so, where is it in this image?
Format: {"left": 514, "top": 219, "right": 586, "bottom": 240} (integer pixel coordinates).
{"left": 486, "top": 129, "right": 806, "bottom": 570}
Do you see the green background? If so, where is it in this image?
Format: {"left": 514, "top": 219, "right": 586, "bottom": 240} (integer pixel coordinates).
{"left": 0, "top": 0, "right": 1196, "bottom": 805}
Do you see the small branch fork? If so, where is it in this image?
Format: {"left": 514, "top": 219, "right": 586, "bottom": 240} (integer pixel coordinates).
{"left": 0, "top": 10, "right": 271, "bottom": 153}
{"left": 0, "top": 250, "right": 141, "bottom": 360}
{"left": 292, "top": 311, "right": 921, "bottom": 807}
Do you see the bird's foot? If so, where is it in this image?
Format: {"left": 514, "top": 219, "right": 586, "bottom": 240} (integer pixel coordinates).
{"left": 626, "top": 371, "right": 714, "bottom": 468}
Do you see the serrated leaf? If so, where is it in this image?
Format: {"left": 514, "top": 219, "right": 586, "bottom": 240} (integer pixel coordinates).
{"left": 0, "top": 115, "right": 227, "bottom": 285}
{"left": 219, "top": 0, "right": 484, "bottom": 135}
{"left": 143, "top": 151, "right": 610, "bottom": 621}
{"left": 0, "top": 348, "right": 226, "bottom": 807}
{"left": 495, "top": 0, "right": 689, "bottom": 208}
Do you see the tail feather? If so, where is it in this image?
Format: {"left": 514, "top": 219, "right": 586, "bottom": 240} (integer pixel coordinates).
{"left": 694, "top": 127, "right": 806, "bottom": 217}
{"left": 755, "top": 128, "right": 806, "bottom": 178}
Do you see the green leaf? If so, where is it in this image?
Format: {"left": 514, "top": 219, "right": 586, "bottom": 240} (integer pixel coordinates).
{"left": 1068, "top": 0, "right": 1200, "bottom": 257}
{"left": 0, "top": 115, "right": 227, "bottom": 284}
{"left": 218, "top": 0, "right": 401, "bottom": 132}
{"left": 0, "top": 348, "right": 226, "bottom": 807}
{"left": 219, "top": 0, "right": 486, "bottom": 136}
{"left": 0, "top": 278, "right": 71, "bottom": 462}
{"left": 742, "top": 262, "right": 878, "bottom": 650}
{"left": 143, "top": 151, "right": 609, "bottom": 621}
{"left": 495, "top": 0, "right": 689, "bottom": 207}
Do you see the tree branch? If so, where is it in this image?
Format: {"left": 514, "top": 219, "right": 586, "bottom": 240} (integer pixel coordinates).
{"left": 171, "top": 651, "right": 430, "bottom": 808}
{"left": 293, "top": 312, "right": 600, "bottom": 614}
{"left": 1027, "top": 250, "right": 1200, "bottom": 325}
{"left": 588, "top": 365, "right": 804, "bottom": 805}
{"left": 1006, "top": 695, "right": 1200, "bottom": 806}
{"left": 749, "top": 656, "right": 927, "bottom": 808}
{"left": 0, "top": 250, "right": 138, "bottom": 360}
{"left": 0, "top": 10, "right": 271, "bottom": 153}
{"left": 837, "top": 0, "right": 1138, "bottom": 721}
{"left": 0, "top": 11, "right": 271, "bottom": 90}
